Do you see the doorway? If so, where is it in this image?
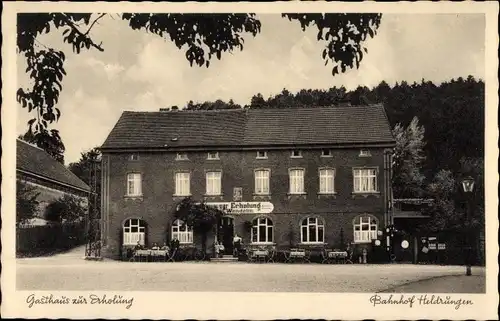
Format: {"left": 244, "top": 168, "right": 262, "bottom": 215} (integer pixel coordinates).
{"left": 219, "top": 216, "right": 234, "bottom": 255}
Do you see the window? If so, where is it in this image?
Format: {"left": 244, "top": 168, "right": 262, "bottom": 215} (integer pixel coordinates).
{"left": 127, "top": 173, "right": 142, "bottom": 196}
{"left": 291, "top": 150, "right": 302, "bottom": 158}
{"left": 176, "top": 153, "right": 188, "bottom": 160}
{"left": 359, "top": 150, "right": 372, "bottom": 157}
{"left": 301, "top": 217, "right": 324, "bottom": 244}
{"left": 206, "top": 171, "right": 222, "bottom": 195}
{"left": 353, "top": 168, "right": 378, "bottom": 193}
{"left": 207, "top": 152, "right": 219, "bottom": 160}
{"left": 123, "top": 218, "right": 146, "bottom": 245}
{"left": 252, "top": 217, "right": 273, "bottom": 244}
{"left": 254, "top": 169, "right": 270, "bottom": 195}
{"left": 129, "top": 154, "right": 139, "bottom": 161}
{"left": 319, "top": 168, "right": 335, "bottom": 194}
{"left": 171, "top": 219, "right": 193, "bottom": 244}
{"left": 321, "top": 149, "right": 332, "bottom": 157}
{"left": 256, "top": 151, "right": 268, "bottom": 159}
{"left": 175, "top": 172, "right": 190, "bottom": 196}
{"left": 353, "top": 215, "right": 378, "bottom": 243}
{"left": 289, "top": 169, "right": 305, "bottom": 194}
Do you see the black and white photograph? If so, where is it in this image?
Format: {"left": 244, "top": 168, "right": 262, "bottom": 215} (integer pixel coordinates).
{"left": 1, "top": 2, "right": 498, "bottom": 320}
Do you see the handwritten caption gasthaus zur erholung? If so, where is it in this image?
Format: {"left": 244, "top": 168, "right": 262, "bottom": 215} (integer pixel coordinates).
{"left": 370, "top": 294, "right": 474, "bottom": 310}
{"left": 26, "top": 293, "right": 134, "bottom": 309}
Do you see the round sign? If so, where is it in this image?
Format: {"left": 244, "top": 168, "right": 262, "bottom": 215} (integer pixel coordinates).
{"left": 401, "top": 240, "right": 409, "bottom": 249}
{"left": 390, "top": 254, "right": 396, "bottom": 261}
{"left": 422, "top": 247, "right": 429, "bottom": 253}
{"left": 374, "top": 240, "right": 381, "bottom": 246}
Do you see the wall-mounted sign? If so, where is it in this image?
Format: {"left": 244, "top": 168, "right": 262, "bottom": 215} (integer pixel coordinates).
{"left": 233, "top": 187, "right": 242, "bottom": 201}
{"left": 206, "top": 202, "right": 274, "bottom": 214}
{"left": 437, "top": 243, "right": 446, "bottom": 250}
{"left": 401, "top": 240, "right": 409, "bottom": 249}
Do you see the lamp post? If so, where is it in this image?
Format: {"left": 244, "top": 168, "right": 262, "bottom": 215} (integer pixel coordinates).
{"left": 461, "top": 176, "right": 475, "bottom": 276}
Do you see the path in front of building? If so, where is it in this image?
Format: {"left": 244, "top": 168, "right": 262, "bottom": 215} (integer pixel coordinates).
{"left": 381, "top": 274, "right": 486, "bottom": 293}
{"left": 16, "top": 246, "right": 486, "bottom": 292}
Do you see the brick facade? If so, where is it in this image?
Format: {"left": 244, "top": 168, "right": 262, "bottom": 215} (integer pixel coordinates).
{"left": 101, "top": 146, "right": 393, "bottom": 259}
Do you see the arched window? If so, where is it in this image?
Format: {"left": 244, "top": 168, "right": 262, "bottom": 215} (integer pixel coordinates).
{"left": 123, "top": 218, "right": 146, "bottom": 245}
{"left": 172, "top": 219, "right": 193, "bottom": 244}
{"left": 353, "top": 215, "right": 378, "bottom": 243}
{"left": 301, "top": 217, "right": 324, "bottom": 244}
{"left": 251, "top": 217, "right": 273, "bottom": 244}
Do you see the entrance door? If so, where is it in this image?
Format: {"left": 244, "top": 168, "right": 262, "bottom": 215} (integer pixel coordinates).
{"left": 220, "top": 216, "right": 234, "bottom": 255}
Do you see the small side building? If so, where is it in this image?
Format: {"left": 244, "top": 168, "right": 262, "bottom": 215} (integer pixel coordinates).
{"left": 16, "top": 139, "right": 91, "bottom": 224}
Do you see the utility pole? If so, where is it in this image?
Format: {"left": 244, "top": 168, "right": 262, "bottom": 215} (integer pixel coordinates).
{"left": 85, "top": 154, "right": 102, "bottom": 260}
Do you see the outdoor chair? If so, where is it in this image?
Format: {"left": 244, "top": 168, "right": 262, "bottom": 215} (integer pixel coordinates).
{"left": 166, "top": 248, "right": 178, "bottom": 262}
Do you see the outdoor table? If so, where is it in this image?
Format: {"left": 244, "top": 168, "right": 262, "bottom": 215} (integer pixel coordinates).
{"left": 285, "top": 249, "right": 309, "bottom": 263}
{"left": 323, "top": 250, "right": 348, "bottom": 264}
{"left": 150, "top": 250, "right": 167, "bottom": 262}
{"left": 251, "top": 250, "right": 269, "bottom": 263}
{"left": 134, "top": 249, "right": 151, "bottom": 262}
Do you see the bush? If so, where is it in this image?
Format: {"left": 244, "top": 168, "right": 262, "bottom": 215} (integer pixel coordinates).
{"left": 16, "top": 181, "right": 40, "bottom": 225}
{"left": 45, "top": 194, "right": 87, "bottom": 223}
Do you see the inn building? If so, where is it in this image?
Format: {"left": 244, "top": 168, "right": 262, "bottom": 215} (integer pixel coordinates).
{"left": 100, "top": 105, "right": 396, "bottom": 259}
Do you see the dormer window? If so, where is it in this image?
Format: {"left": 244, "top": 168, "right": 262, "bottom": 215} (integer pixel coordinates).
{"left": 321, "top": 149, "right": 332, "bottom": 157}
{"left": 207, "top": 152, "right": 219, "bottom": 160}
{"left": 176, "top": 153, "right": 189, "bottom": 160}
{"left": 129, "top": 154, "right": 139, "bottom": 161}
{"left": 256, "top": 151, "right": 268, "bottom": 159}
{"left": 359, "top": 150, "right": 372, "bottom": 157}
{"left": 291, "top": 150, "right": 302, "bottom": 158}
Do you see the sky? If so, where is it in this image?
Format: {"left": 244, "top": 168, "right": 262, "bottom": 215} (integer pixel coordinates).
{"left": 16, "top": 13, "right": 485, "bottom": 165}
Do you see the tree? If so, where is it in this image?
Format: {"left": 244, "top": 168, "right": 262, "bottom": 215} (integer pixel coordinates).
{"left": 44, "top": 194, "right": 87, "bottom": 223}
{"left": 16, "top": 181, "right": 41, "bottom": 225}
{"left": 17, "top": 13, "right": 383, "bottom": 149}
{"left": 391, "top": 116, "right": 426, "bottom": 198}
{"left": 68, "top": 147, "right": 101, "bottom": 220}
{"left": 421, "top": 169, "right": 457, "bottom": 232}
{"left": 19, "top": 128, "right": 65, "bottom": 164}
{"left": 173, "top": 197, "right": 225, "bottom": 255}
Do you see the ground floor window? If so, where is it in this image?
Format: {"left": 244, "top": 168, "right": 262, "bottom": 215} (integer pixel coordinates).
{"left": 251, "top": 217, "right": 273, "bottom": 243}
{"left": 301, "top": 217, "right": 324, "bottom": 244}
{"left": 353, "top": 215, "right": 378, "bottom": 243}
{"left": 123, "top": 218, "right": 146, "bottom": 245}
{"left": 172, "top": 219, "right": 193, "bottom": 244}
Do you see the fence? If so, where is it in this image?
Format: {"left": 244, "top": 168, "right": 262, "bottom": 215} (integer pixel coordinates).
{"left": 16, "top": 220, "right": 87, "bottom": 257}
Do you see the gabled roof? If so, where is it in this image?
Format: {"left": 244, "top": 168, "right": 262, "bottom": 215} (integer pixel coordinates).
{"left": 16, "top": 139, "right": 91, "bottom": 192}
{"left": 101, "top": 104, "right": 395, "bottom": 150}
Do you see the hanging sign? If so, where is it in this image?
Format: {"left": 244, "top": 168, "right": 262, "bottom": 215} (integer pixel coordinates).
{"left": 206, "top": 202, "right": 274, "bottom": 214}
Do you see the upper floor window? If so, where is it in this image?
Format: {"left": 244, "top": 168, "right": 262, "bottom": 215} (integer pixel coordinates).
{"left": 319, "top": 168, "right": 335, "bottom": 194}
{"left": 256, "top": 151, "right": 268, "bottom": 159}
{"left": 301, "top": 217, "right": 324, "bottom": 244}
{"left": 171, "top": 219, "right": 193, "bottom": 244}
{"left": 176, "top": 152, "right": 188, "bottom": 160}
{"left": 289, "top": 168, "right": 305, "bottom": 194}
{"left": 174, "top": 172, "right": 190, "bottom": 196}
{"left": 353, "top": 168, "right": 378, "bottom": 193}
{"left": 251, "top": 217, "right": 273, "bottom": 244}
{"left": 254, "top": 169, "right": 270, "bottom": 195}
{"left": 291, "top": 150, "right": 302, "bottom": 158}
{"left": 129, "top": 154, "right": 140, "bottom": 161}
{"left": 353, "top": 215, "right": 378, "bottom": 243}
{"left": 207, "top": 152, "right": 219, "bottom": 160}
{"left": 127, "top": 173, "right": 142, "bottom": 196}
{"left": 321, "top": 149, "right": 332, "bottom": 157}
{"left": 359, "top": 150, "right": 372, "bottom": 157}
{"left": 206, "top": 171, "right": 222, "bottom": 196}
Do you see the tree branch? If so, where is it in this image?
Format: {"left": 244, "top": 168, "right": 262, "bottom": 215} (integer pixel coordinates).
{"left": 60, "top": 13, "right": 105, "bottom": 52}
{"left": 85, "top": 13, "right": 107, "bottom": 36}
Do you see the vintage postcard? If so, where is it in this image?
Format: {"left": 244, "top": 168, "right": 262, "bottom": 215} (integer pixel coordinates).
{"left": 1, "top": 1, "right": 498, "bottom": 320}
